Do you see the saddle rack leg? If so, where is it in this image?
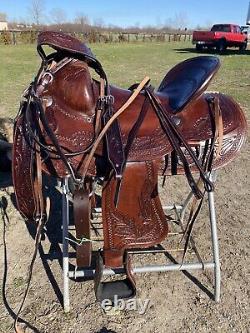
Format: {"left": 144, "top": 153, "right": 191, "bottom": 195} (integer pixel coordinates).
{"left": 163, "top": 170, "right": 221, "bottom": 302}
{"left": 62, "top": 177, "right": 70, "bottom": 312}
{"left": 61, "top": 172, "right": 220, "bottom": 308}
{"left": 180, "top": 171, "right": 221, "bottom": 302}
{"left": 207, "top": 171, "right": 221, "bottom": 302}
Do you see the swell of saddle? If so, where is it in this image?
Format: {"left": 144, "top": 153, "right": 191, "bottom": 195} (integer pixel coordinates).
{"left": 41, "top": 61, "right": 97, "bottom": 115}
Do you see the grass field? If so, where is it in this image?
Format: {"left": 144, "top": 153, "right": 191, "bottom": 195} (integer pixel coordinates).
{"left": 0, "top": 41, "right": 249, "bottom": 118}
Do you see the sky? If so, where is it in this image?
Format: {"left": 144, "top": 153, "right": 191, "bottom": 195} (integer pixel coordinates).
{"left": 1, "top": 0, "right": 250, "bottom": 28}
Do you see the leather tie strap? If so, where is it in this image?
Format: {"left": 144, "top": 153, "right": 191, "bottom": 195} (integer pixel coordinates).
{"left": 213, "top": 95, "right": 224, "bottom": 159}
{"left": 102, "top": 94, "right": 125, "bottom": 179}
{"left": 73, "top": 187, "right": 92, "bottom": 267}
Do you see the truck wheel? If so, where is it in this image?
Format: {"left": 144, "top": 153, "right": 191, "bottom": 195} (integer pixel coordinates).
{"left": 216, "top": 39, "right": 227, "bottom": 53}
{"left": 196, "top": 44, "right": 203, "bottom": 51}
{"left": 239, "top": 41, "right": 247, "bottom": 51}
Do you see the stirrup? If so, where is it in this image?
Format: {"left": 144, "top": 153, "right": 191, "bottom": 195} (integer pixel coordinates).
{"left": 94, "top": 251, "right": 136, "bottom": 303}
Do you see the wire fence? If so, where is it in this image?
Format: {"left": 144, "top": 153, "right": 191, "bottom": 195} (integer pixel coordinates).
{"left": 0, "top": 30, "right": 192, "bottom": 45}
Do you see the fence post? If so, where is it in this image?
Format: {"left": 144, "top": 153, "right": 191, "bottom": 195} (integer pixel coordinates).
{"left": 12, "top": 31, "right": 16, "bottom": 45}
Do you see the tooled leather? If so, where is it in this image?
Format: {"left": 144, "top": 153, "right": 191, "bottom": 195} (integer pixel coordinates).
{"left": 41, "top": 59, "right": 245, "bottom": 159}
{"left": 40, "top": 57, "right": 247, "bottom": 172}
{"left": 12, "top": 115, "right": 37, "bottom": 220}
{"left": 38, "top": 31, "right": 96, "bottom": 61}
{"left": 122, "top": 127, "right": 172, "bottom": 160}
{"left": 160, "top": 93, "right": 247, "bottom": 175}
{"left": 13, "top": 39, "right": 247, "bottom": 222}
{"left": 102, "top": 161, "right": 168, "bottom": 268}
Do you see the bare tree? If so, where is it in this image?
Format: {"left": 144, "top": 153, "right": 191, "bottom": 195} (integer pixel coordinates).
{"left": 173, "top": 12, "right": 189, "bottom": 30}
{"left": 75, "top": 12, "right": 90, "bottom": 32}
{"left": 0, "top": 12, "right": 7, "bottom": 21}
{"left": 163, "top": 12, "right": 189, "bottom": 30}
{"left": 28, "top": 0, "right": 45, "bottom": 26}
{"left": 50, "top": 8, "right": 67, "bottom": 25}
{"left": 93, "top": 18, "right": 104, "bottom": 28}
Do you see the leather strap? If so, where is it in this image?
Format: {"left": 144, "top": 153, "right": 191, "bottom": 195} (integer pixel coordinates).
{"left": 180, "top": 95, "right": 223, "bottom": 261}
{"left": 102, "top": 95, "right": 125, "bottom": 179}
{"left": 145, "top": 86, "right": 214, "bottom": 197}
{"left": 113, "top": 95, "right": 151, "bottom": 205}
{"left": 81, "top": 76, "right": 150, "bottom": 182}
{"left": 95, "top": 78, "right": 105, "bottom": 135}
{"left": 33, "top": 117, "right": 45, "bottom": 221}
{"left": 14, "top": 155, "right": 47, "bottom": 332}
{"left": 214, "top": 95, "right": 224, "bottom": 158}
{"left": 124, "top": 95, "right": 151, "bottom": 159}
{"left": 73, "top": 187, "right": 92, "bottom": 267}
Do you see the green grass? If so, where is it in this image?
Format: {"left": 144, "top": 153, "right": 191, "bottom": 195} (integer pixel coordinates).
{"left": 0, "top": 41, "right": 249, "bottom": 118}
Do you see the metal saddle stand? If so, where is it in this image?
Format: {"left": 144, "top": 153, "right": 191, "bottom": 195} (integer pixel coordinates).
{"left": 56, "top": 171, "right": 220, "bottom": 313}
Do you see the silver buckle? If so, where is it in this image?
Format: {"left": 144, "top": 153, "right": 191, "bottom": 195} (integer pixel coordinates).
{"left": 101, "top": 95, "right": 114, "bottom": 104}
{"left": 41, "top": 72, "right": 54, "bottom": 86}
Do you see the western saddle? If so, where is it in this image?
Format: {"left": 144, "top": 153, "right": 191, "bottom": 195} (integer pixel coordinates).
{"left": 12, "top": 31, "right": 247, "bottom": 305}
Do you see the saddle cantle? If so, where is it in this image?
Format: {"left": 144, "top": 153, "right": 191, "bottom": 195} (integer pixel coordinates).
{"left": 12, "top": 31, "right": 247, "bottom": 304}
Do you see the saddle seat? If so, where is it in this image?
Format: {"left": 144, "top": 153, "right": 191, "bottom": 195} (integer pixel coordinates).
{"left": 157, "top": 56, "right": 220, "bottom": 113}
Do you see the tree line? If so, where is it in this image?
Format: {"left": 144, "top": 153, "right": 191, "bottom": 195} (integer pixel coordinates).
{"left": 1, "top": 0, "right": 212, "bottom": 34}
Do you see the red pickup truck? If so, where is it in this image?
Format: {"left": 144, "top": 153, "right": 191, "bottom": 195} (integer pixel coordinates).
{"left": 192, "top": 24, "right": 248, "bottom": 52}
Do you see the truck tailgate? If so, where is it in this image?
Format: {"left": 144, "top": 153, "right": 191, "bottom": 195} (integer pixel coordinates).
{"left": 192, "top": 31, "right": 215, "bottom": 42}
